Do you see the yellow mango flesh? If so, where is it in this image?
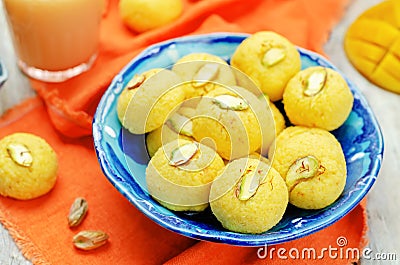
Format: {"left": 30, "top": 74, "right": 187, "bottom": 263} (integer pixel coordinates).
{"left": 344, "top": 0, "right": 400, "bottom": 94}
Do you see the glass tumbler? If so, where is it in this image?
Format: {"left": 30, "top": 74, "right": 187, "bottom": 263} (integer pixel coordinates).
{"left": 2, "top": 0, "right": 103, "bottom": 82}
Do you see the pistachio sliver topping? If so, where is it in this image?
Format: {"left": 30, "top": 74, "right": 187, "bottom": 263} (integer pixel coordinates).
{"left": 68, "top": 197, "right": 88, "bottom": 228}
{"left": 6, "top": 143, "right": 33, "bottom": 167}
{"left": 286, "top": 155, "right": 320, "bottom": 190}
{"left": 169, "top": 142, "right": 199, "bottom": 166}
{"left": 166, "top": 113, "right": 193, "bottom": 137}
{"left": 126, "top": 74, "right": 145, "bottom": 90}
{"left": 304, "top": 68, "right": 327, "bottom": 96}
{"left": 73, "top": 230, "right": 109, "bottom": 251}
{"left": 262, "top": 47, "right": 286, "bottom": 67}
{"left": 235, "top": 166, "right": 263, "bottom": 201}
{"left": 212, "top": 94, "right": 249, "bottom": 111}
{"left": 192, "top": 63, "right": 219, "bottom": 87}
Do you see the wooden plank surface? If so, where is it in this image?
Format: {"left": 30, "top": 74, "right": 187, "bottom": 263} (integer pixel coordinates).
{"left": 0, "top": 0, "right": 399, "bottom": 264}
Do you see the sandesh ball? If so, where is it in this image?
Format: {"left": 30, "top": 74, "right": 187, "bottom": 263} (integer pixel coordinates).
{"left": 0, "top": 133, "right": 58, "bottom": 200}
{"left": 192, "top": 86, "right": 267, "bottom": 160}
{"left": 269, "top": 126, "right": 347, "bottom": 210}
{"left": 146, "top": 139, "right": 225, "bottom": 212}
{"left": 117, "top": 68, "right": 185, "bottom": 134}
{"left": 172, "top": 53, "right": 237, "bottom": 99}
{"left": 231, "top": 31, "right": 301, "bottom": 102}
{"left": 146, "top": 106, "right": 195, "bottom": 157}
{"left": 146, "top": 107, "right": 195, "bottom": 157}
{"left": 210, "top": 158, "right": 288, "bottom": 234}
{"left": 146, "top": 124, "right": 191, "bottom": 157}
{"left": 119, "top": 0, "right": 183, "bottom": 33}
{"left": 259, "top": 94, "right": 286, "bottom": 137}
{"left": 283, "top": 66, "right": 353, "bottom": 131}
{"left": 255, "top": 94, "right": 285, "bottom": 156}
{"left": 269, "top": 100, "right": 286, "bottom": 136}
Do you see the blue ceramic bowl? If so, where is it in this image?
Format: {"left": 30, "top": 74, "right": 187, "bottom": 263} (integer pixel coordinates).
{"left": 93, "top": 33, "right": 383, "bottom": 246}
{"left": 0, "top": 59, "right": 7, "bottom": 88}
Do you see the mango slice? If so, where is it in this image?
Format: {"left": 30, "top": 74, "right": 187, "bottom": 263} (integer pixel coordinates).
{"left": 344, "top": 0, "right": 400, "bottom": 94}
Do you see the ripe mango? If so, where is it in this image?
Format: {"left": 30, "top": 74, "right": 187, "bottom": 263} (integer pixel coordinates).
{"left": 344, "top": 0, "right": 400, "bottom": 94}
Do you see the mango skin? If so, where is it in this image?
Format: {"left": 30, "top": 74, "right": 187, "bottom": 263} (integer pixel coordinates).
{"left": 344, "top": 0, "right": 400, "bottom": 94}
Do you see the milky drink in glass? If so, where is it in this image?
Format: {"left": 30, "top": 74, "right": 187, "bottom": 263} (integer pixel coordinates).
{"left": 3, "top": 0, "right": 103, "bottom": 82}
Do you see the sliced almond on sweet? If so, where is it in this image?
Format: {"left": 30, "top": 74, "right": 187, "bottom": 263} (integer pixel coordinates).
{"left": 192, "top": 63, "right": 219, "bottom": 87}
{"left": 212, "top": 94, "right": 249, "bottom": 111}
{"left": 126, "top": 74, "right": 146, "bottom": 90}
{"left": 262, "top": 47, "right": 286, "bottom": 67}
{"left": 169, "top": 142, "right": 199, "bottom": 166}
{"left": 304, "top": 68, "right": 327, "bottom": 96}
{"left": 166, "top": 113, "right": 193, "bottom": 137}
{"left": 6, "top": 143, "right": 33, "bottom": 167}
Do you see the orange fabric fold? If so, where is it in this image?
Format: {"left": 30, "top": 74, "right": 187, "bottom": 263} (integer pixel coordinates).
{"left": 0, "top": 0, "right": 368, "bottom": 264}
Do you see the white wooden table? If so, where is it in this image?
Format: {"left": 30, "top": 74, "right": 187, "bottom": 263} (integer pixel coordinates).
{"left": 0, "top": 0, "right": 399, "bottom": 264}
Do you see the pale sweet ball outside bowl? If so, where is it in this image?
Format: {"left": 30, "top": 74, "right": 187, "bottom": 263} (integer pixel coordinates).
{"left": 0, "top": 133, "right": 58, "bottom": 200}
{"left": 119, "top": 0, "right": 183, "bottom": 33}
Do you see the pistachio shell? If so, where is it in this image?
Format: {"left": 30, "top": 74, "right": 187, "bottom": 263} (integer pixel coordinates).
{"left": 304, "top": 68, "right": 327, "bottom": 96}
{"left": 192, "top": 63, "right": 219, "bottom": 87}
{"left": 68, "top": 197, "right": 88, "bottom": 227}
{"left": 73, "top": 230, "right": 109, "bottom": 251}
{"left": 169, "top": 142, "right": 199, "bottom": 166}
{"left": 6, "top": 143, "right": 33, "bottom": 167}
{"left": 262, "top": 47, "right": 286, "bottom": 67}
{"left": 212, "top": 94, "right": 249, "bottom": 111}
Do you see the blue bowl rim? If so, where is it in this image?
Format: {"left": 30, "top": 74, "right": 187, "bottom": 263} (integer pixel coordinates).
{"left": 0, "top": 58, "right": 8, "bottom": 87}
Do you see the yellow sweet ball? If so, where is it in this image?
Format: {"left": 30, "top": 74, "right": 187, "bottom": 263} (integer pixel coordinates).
{"left": 146, "top": 124, "right": 192, "bottom": 157}
{"left": 172, "top": 53, "right": 236, "bottom": 99}
{"left": 283, "top": 66, "right": 353, "bottom": 131}
{"left": 0, "top": 133, "right": 58, "bottom": 200}
{"left": 146, "top": 139, "right": 225, "bottom": 212}
{"left": 119, "top": 0, "right": 183, "bottom": 33}
{"left": 268, "top": 126, "right": 347, "bottom": 210}
{"left": 231, "top": 31, "right": 301, "bottom": 102}
{"left": 210, "top": 158, "right": 288, "bottom": 234}
{"left": 192, "top": 86, "right": 268, "bottom": 160}
{"left": 117, "top": 68, "right": 185, "bottom": 134}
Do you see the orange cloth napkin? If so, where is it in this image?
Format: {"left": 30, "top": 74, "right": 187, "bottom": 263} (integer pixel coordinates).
{"left": 0, "top": 0, "right": 368, "bottom": 264}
